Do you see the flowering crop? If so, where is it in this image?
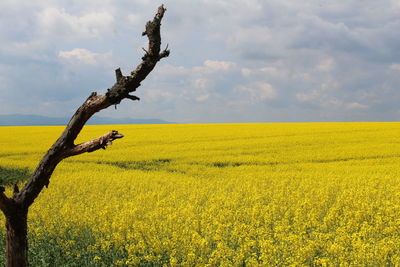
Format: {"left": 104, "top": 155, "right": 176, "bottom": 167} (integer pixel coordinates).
{"left": 0, "top": 122, "right": 399, "bottom": 266}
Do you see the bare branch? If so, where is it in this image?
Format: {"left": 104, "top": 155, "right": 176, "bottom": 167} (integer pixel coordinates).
{"left": 66, "top": 130, "right": 124, "bottom": 157}
{"left": 13, "top": 184, "right": 19, "bottom": 199}
{"left": 126, "top": 95, "right": 140, "bottom": 101}
{"left": 0, "top": 187, "right": 13, "bottom": 216}
{"left": 15, "top": 4, "right": 169, "bottom": 208}
{"left": 107, "top": 4, "right": 169, "bottom": 106}
{"left": 159, "top": 49, "right": 170, "bottom": 59}
{"left": 115, "top": 68, "right": 124, "bottom": 83}
{"left": 3, "top": 5, "right": 170, "bottom": 266}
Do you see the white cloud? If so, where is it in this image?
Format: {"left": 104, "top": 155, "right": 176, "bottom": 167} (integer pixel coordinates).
{"left": 37, "top": 7, "right": 114, "bottom": 40}
{"left": 193, "top": 78, "right": 209, "bottom": 89}
{"left": 58, "top": 48, "right": 112, "bottom": 65}
{"left": 325, "top": 98, "right": 343, "bottom": 109}
{"left": 241, "top": 66, "right": 283, "bottom": 80}
{"left": 346, "top": 102, "right": 368, "bottom": 110}
{"left": 316, "top": 58, "right": 335, "bottom": 72}
{"left": 296, "top": 91, "right": 319, "bottom": 102}
{"left": 146, "top": 89, "right": 173, "bottom": 101}
{"left": 203, "top": 60, "right": 236, "bottom": 71}
{"left": 238, "top": 82, "right": 277, "bottom": 103}
{"left": 6, "top": 40, "right": 45, "bottom": 53}
{"left": 153, "top": 60, "right": 238, "bottom": 101}
{"left": 127, "top": 13, "right": 143, "bottom": 27}
{"left": 241, "top": 68, "right": 252, "bottom": 77}
{"left": 191, "top": 60, "right": 236, "bottom": 74}
{"left": 156, "top": 64, "right": 189, "bottom": 76}
{"left": 259, "top": 67, "right": 279, "bottom": 74}
{"left": 1, "top": 0, "right": 400, "bottom": 122}
{"left": 195, "top": 94, "right": 210, "bottom": 102}
{"left": 390, "top": 63, "right": 400, "bottom": 71}
{"left": 157, "top": 61, "right": 236, "bottom": 78}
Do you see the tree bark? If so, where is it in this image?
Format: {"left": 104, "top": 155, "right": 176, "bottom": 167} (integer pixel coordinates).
{"left": 5, "top": 206, "right": 28, "bottom": 267}
{"left": 0, "top": 5, "right": 169, "bottom": 266}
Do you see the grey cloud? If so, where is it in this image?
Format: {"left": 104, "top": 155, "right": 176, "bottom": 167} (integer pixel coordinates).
{"left": 0, "top": 0, "right": 399, "bottom": 122}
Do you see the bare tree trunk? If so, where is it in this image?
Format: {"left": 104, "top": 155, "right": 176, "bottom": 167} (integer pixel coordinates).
{"left": 5, "top": 206, "right": 28, "bottom": 267}
{"left": 0, "top": 5, "right": 169, "bottom": 266}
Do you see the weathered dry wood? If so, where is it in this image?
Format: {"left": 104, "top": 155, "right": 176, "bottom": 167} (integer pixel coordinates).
{"left": 16, "top": 4, "right": 169, "bottom": 208}
{"left": 6, "top": 207, "right": 28, "bottom": 267}
{"left": 0, "top": 5, "right": 169, "bottom": 267}
{"left": 67, "top": 130, "right": 124, "bottom": 156}
{"left": 0, "top": 187, "right": 13, "bottom": 216}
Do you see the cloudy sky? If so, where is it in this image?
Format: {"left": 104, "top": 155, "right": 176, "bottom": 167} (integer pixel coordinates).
{"left": 1, "top": 0, "right": 399, "bottom": 123}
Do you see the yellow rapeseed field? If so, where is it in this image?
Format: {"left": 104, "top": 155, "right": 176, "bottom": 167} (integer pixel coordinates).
{"left": 0, "top": 122, "right": 400, "bottom": 266}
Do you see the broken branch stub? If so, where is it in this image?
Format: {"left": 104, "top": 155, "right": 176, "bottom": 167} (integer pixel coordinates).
{"left": 12, "top": 4, "right": 169, "bottom": 208}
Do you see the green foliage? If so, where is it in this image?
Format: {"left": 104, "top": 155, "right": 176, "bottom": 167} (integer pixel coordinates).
{"left": 0, "top": 166, "right": 30, "bottom": 185}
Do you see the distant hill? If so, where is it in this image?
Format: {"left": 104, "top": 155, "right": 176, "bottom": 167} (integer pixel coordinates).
{"left": 0, "top": 114, "right": 172, "bottom": 126}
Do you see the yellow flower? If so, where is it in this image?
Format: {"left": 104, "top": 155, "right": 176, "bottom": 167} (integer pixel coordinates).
{"left": 0, "top": 122, "right": 399, "bottom": 265}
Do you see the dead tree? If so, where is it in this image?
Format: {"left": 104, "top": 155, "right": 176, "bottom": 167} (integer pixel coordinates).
{"left": 0, "top": 5, "right": 169, "bottom": 267}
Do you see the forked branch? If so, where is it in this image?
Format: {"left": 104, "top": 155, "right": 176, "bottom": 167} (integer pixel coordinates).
{"left": 9, "top": 4, "right": 169, "bottom": 209}
{"left": 66, "top": 130, "right": 124, "bottom": 157}
{"left": 0, "top": 187, "right": 13, "bottom": 216}
{"left": 0, "top": 5, "right": 169, "bottom": 267}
